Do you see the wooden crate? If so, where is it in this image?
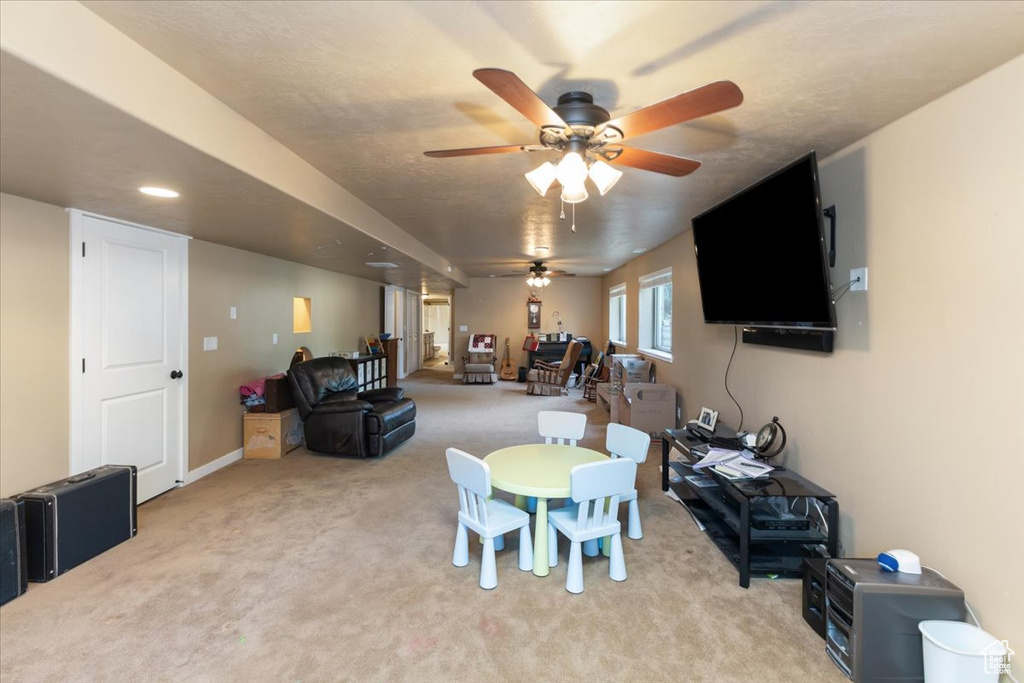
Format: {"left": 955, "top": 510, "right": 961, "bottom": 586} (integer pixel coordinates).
{"left": 243, "top": 408, "right": 303, "bottom": 459}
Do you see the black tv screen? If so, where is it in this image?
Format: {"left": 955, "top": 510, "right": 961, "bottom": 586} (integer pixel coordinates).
{"left": 691, "top": 151, "right": 837, "bottom": 330}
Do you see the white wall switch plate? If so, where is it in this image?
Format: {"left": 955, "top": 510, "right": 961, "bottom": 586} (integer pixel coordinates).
{"left": 272, "top": 333, "right": 278, "bottom": 345}
{"left": 203, "top": 336, "right": 218, "bottom": 351}
{"left": 230, "top": 306, "right": 237, "bottom": 320}
{"left": 458, "top": 325, "right": 468, "bottom": 332}
{"left": 850, "top": 267, "right": 868, "bottom": 291}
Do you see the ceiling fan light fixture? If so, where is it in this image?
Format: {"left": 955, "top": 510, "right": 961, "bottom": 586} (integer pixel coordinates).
{"left": 555, "top": 151, "right": 588, "bottom": 187}
{"left": 589, "top": 160, "right": 623, "bottom": 195}
{"left": 560, "top": 181, "right": 588, "bottom": 204}
{"left": 527, "top": 275, "right": 548, "bottom": 288}
{"left": 525, "top": 162, "right": 558, "bottom": 196}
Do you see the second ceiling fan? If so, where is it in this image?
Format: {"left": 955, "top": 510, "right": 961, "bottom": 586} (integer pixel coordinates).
{"left": 425, "top": 68, "right": 744, "bottom": 204}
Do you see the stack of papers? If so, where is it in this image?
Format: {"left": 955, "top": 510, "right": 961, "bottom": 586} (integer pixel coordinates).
{"left": 691, "top": 447, "right": 773, "bottom": 479}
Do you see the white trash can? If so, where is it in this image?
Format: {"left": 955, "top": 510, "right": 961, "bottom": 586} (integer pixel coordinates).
{"left": 918, "top": 620, "right": 1006, "bottom": 683}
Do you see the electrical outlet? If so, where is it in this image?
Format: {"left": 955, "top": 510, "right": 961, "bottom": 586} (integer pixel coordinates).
{"left": 272, "top": 333, "right": 278, "bottom": 345}
{"left": 850, "top": 267, "right": 868, "bottom": 291}
{"left": 230, "top": 306, "right": 237, "bottom": 320}
{"left": 459, "top": 325, "right": 468, "bottom": 332}
{"left": 203, "top": 336, "right": 218, "bottom": 351}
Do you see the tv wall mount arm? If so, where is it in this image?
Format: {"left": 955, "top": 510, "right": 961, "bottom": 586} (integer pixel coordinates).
{"left": 823, "top": 204, "right": 837, "bottom": 267}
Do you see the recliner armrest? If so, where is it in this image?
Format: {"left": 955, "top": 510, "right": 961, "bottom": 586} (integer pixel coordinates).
{"left": 358, "top": 387, "right": 405, "bottom": 403}
{"left": 313, "top": 398, "right": 373, "bottom": 414}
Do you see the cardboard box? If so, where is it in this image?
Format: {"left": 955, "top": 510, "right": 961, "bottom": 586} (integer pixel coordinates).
{"left": 243, "top": 408, "right": 303, "bottom": 459}
{"left": 621, "top": 383, "right": 676, "bottom": 437}
{"left": 621, "top": 359, "right": 651, "bottom": 384}
{"left": 608, "top": 354, "right": 642, "bottom": 391}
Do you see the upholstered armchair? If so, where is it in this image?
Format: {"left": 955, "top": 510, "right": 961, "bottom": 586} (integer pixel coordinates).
{"left": 462, "top": 333, "right": 498, "bottom": 384}
{"left": 287, "top": 357, "right": 416, "bottom": 458}
{"left": 526, "top": 339, "right": 583, "bottom": 396}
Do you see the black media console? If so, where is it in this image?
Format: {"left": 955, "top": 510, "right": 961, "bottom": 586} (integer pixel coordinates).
{"left": 661, "top": 428, "right": 838, "bottom": 588}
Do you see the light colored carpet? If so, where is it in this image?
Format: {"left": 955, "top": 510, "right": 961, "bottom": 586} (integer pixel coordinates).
{"left": 0, "top": 366, "right": 844, "bottom": 682}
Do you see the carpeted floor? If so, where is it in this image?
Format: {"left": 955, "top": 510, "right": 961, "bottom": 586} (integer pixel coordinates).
{"left": 0, "top": 366, "right": 844, "bottom": 682}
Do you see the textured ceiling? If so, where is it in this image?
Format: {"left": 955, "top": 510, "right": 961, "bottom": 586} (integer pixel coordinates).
{"left": 4, "top": 1, "right": 1024, "bottom": 285}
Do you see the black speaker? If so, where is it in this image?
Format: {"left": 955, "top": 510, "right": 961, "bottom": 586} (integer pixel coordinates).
{"left": 0, "top": 499, "right": 28, "bottom": 605}
{"left": 802, "top": 557, "right": 828, "bottom": 638}
{"left": 517, "top": 366, "right": 527, "bottom": 382}
{"left": 743, "top": 327, "right": 834, "bottom": 353}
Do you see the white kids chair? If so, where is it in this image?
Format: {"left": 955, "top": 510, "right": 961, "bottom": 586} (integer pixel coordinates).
{"left": 537, "top": 410, "right": 587, "bottom": 445}
{"left": 547, "top": 458, "right": 637, "bottom": 594}
{"left": 445, "top": 447, "right": 533, "bottom": 589}
{"left": 606, "top": 423, "right": 652, "bottom": 539}
{"left": 529, "top": 410, "right": 589, "bottom": 519}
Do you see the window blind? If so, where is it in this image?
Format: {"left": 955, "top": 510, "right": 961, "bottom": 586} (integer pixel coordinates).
{"left": 639, "top": 267, "right": 672, "bottom": 291}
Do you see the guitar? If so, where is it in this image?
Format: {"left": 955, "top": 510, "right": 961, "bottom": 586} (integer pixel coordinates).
{"left": 499, "top": 337, "right": 516, "bottom": 381}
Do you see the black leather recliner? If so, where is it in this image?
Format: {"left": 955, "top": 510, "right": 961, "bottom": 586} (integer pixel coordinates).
{"left": 287, "top": 357, "right": 416, "bottom": 458}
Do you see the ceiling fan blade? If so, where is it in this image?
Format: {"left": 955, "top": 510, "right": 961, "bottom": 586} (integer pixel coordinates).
{"left": 604, "top": 81, "right": 743, "bottom": 139}
{"left": 424, "top": 144, "right": 534, "bottom": 158}
{"left": 473, "top": 68, "right": 569, "bottom": 130}
{"left": 608, "top": 147, "right": 702, "bottom": 177}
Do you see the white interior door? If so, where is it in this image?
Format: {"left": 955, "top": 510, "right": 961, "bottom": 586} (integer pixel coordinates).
{"left": 386, "top": 286, "right": 406, "bottom": 379}
{"left": 71, "top": 212, "right": 187, "bottom": 503}
{"left": 405, "top": 290, "right": 420, "bottom": 374}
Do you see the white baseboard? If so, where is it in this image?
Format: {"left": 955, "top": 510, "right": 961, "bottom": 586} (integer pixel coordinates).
{"left": 186, "top": 447, "right": 243, "bottom": 484}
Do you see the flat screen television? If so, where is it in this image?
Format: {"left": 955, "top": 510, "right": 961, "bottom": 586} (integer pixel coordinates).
{"left": 691, "top": 151, "right": 837, "bottom": 334}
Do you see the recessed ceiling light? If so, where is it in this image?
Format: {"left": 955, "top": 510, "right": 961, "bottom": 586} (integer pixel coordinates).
{"left": 447, "top": 266, "right": 453, "bottom": 272}
{"left": 139, "top": 186, "right": 179, "bottom": 198}
{"left": 488, "top": 274, "right": 496, "bottom": 278}
{"left": 365, "top": 262, "right": 399, "bottom": 269}
{"left": 633, "top": 248, "right": 647, "bottom": 253}
{"left": 602, "top": 268, "right": 611, "bottom": 272}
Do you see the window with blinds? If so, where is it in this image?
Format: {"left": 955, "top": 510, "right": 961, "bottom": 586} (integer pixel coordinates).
{"left": 609, "top": 283, "right": 626, "bottom": 345}
{"left": 638, "top": 267, "right": 672, "bottom": 356}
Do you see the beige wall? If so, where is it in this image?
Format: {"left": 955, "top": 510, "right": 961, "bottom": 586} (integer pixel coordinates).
{"left": 0, "top": 195, "right": 385, "bottom": 486}
{"left": 187, "top": 240, "right": 383, "bottom": 469}
{"left": 452, "top": 277, "right": 603, "bottom": 375}
{"left": 0, "top": 193, "right": 71, "bottom": 497}
{"left": 604, "top": 56, "right": 1024, "bottom": 672}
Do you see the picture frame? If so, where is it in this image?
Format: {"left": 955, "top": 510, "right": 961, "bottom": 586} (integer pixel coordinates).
{"left": 697, "top": 406, "right": 719, "bottom": 432}
{"left": 365, "top": 335, "right": 383, "bottom": 355}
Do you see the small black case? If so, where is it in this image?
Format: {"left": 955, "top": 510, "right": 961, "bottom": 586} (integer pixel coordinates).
{"left": 802, "top": 556, "right": 828, "bottom": 639}
{"left": 0, "top": 498, "right": 28, "bottom": 605}
{"left": 14, "top": 465, "right": 137, "bottom": 582}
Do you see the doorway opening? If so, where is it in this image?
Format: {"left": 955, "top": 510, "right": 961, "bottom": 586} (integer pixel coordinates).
{"left": 422, "top": 297, "right": 450, "bottom": 368}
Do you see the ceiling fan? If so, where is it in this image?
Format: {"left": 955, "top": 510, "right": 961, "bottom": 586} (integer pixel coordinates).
{"left": 425, "top": 68, "right": 744, "bottom": 204}
{"left": 500, "top": 260, "right": 575, "bottom": 287}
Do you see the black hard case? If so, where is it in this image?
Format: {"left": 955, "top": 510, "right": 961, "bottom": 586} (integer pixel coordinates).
{"left": 264, "top": 376, "right": 295, "bottom": 413}
{"left": 14, "top": 465, "right": 137, "bottom": 582}
{"left": 802, "top": 557, "right": 828, "bottom": 639}
{"left": 0, "top": 498, "right": 28, "bottom": 605}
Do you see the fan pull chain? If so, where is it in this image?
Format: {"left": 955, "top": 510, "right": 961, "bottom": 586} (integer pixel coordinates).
{"left": 571, "top": 202, "right": 576, "bottom": 233}
{"left": 559, "top": 198, "right": 565, "bottom": 220}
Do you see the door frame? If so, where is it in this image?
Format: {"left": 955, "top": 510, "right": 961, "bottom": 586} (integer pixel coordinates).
{"left": 67, "top": 209, "right": 190, "bottom": 485}
{"left": 383, "top": 285, "right": 406, "bottom": 379}
{"left": 405, "top": 289, "right": 421, "bottom": 375}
